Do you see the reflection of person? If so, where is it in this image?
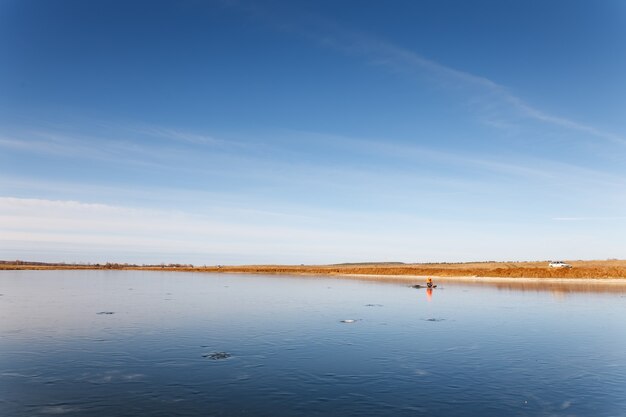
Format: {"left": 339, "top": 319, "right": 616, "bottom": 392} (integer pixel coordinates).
{"left": 426, "top": 277, "right": 433, "bottom": 288}
{"left": 426, "top": 288, "right": 433, "bottom": 301}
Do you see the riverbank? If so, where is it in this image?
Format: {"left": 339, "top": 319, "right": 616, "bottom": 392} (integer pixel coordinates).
{"left": 2, "top": 260, "right": 626, "bottom": 280}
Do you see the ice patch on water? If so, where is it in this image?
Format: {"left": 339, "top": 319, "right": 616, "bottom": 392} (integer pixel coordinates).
{"left": 81, "top": 370, "right": 145, "bottom": 383}
{"left": 39, "top": 405, "right": 78, "bottom": 414}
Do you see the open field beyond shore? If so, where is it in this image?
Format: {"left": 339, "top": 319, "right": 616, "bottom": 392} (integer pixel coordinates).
{"left": 2, "top": 260, "right": 626, "bottom": 280}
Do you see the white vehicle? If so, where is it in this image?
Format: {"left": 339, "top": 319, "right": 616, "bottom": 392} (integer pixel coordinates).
{"left": 549, "top": 261, "right": 572, "bottom": 268}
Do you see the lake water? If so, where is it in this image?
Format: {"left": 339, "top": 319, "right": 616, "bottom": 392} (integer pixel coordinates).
{"left": 1, "top": 270, "right": 625, "bottom": 416}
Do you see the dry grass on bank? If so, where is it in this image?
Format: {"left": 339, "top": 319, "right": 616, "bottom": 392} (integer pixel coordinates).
{"left": 2, "top": 260, "right": 626, "bottom": 279}
{"left": 186, "top": 261, "right": 626, "bottom": 279}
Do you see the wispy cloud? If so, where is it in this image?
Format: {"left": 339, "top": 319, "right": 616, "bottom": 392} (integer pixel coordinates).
{"left": 3, "top": 123, "right": 625, "bottom": 205}
{"left": 276, "top": 129, "right": 626, "bottom": 188}
{"left": 337, "top": 33, "right": 624, "bottom": 145}
{"left": 0, "top": 136, "right": 84, "bottom": 156}
{"left": 129, "top": 125, "right": 228, "bottom": 146}
{"left": 2, "top": 195, "right": 623, "bottom": 263}
{"left": 0, "top": 128, "right": 241, "bottom": 173}
{"left": 503, "top": 97, "right": 626, "bottom": 145}
{"left": 222, "top": 1, "right": 625, "bottom": 145}
{"left": 0, "top": 197, "right": 396, "bottom": 257}
{"left": 553, "top": 216, "right": 626, "bottom": 221}
{"left": 0, "top": 132, "right": 177, "bottom": 172}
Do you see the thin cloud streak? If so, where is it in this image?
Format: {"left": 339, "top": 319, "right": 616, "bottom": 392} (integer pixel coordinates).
{"left": 361, "top": 41, "right": 624, "bottom": 145}
{"left": 3, "top": 124, "right": 625, "bottom": 199}
{"left": 0, "top": 197, "right": 385, "bottom": 242}
{"left": 126, "top": 124, "right": 248, "bottom": 149}
{"left": 282, "top": 129, "right": 626, "bottom": 187}
{"left": 553, "top": 217, "right": 626, "bottom": 221}
{"left": 2, "top": 196, "right": 621, "bottom": 264}
{"left": 0, "top": 196, "right": 439, "bottom": 263}
{"left": 357, "top": 38, "right": 625, "bottom": 144}
{"left": 138, "top": 126, "right": 223, "bottom": 145}
{"left": 226, "top": 1, "right": 625, "bottom": 145}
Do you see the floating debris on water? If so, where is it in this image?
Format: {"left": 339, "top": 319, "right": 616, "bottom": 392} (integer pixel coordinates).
{"left": 96, "top": 311, "right": 115, "bottom": 315}
{"left": 203, "top": 352, "right": 232, "bottom": 360}
{"left": 340, "top": 319, "right": 357, "bottom": 323}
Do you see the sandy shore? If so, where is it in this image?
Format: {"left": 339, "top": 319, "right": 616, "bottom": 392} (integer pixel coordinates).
{"left": 306, "top": 273, "right": 626, "bottom": 294}
{"left": 336, "top": 273, "right": 626, "bottom": 284}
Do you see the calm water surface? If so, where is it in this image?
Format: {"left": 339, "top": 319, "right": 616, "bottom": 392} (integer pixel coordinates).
{"left": 1, "top": 270, "right": 625, "bottom": 416}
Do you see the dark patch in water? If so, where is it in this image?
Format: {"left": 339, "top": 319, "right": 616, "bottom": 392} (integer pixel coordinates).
{"left": 203, "top": 352, "right": 232, "bottom": 360}
{"left": 364, "top": 304, "right": 383, "bottom": 307}
{"left": 96, "top": 311, "right": 115, "bottom": 315}
{"left": 425, "top": 318, "right": 445, "bottom": 322}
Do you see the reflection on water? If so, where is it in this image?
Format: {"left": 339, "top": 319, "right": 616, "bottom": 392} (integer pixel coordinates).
{"left": 434, "top": 277, "right": 626, "bottom": 295}
{"left": 1, "top": 270, "right": 625, "bottom": 416}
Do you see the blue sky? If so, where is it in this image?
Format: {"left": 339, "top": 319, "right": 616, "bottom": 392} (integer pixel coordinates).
{"left": 1, "top": 0, "right": 625, "bottom": 264}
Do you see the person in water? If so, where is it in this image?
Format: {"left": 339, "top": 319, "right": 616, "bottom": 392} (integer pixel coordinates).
{"left": 426, "top": 278, "right": 434, "bottom": 288}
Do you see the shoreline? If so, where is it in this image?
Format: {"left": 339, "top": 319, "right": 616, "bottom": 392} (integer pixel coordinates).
{"left": 334, "top": 273, "right": 626, "bottom": 285}
{"left": 4, "top": 267, "right": 626, "bottom": 294}
{"left": 3, "top": 263, "right": 626, "bottom": 285}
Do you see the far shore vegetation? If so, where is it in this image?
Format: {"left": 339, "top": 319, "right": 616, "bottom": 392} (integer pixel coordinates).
{"left": 2, "top": 259, "right": 626, "bottom": 279}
